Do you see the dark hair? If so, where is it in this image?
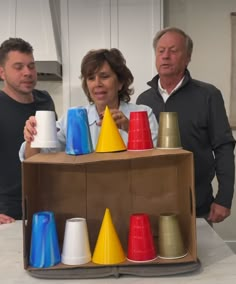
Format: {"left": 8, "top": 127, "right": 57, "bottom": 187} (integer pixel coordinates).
{"left": 0, "top": 38, "right": 33, "bottom": 65}
{"left": 80, "top": 48, "right": 134, "bottom": 103}
{"left": 153, "top": 27, "right": 193, "bottom": 58}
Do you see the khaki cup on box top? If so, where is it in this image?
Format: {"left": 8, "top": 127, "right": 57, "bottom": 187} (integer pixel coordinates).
{"left": 158, "top": 213, "right": 187, "bottom": 259}
{"left": 157, "top": 112, "right": 182, "bottom": 149}
{"left": 61, "top": 218, "right": 91, "bottom": 265}
{"left": 31, "top": 110, "right": 58, "bottom": 148}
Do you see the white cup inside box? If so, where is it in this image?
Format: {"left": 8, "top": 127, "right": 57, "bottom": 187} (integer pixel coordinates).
{"left": 61, "top": 217, "right": 91, "bottom": 265}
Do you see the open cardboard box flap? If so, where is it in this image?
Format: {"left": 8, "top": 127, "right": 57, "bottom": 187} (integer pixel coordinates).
{"left": 22, "top": 149, "right": 200, "bottom": 278}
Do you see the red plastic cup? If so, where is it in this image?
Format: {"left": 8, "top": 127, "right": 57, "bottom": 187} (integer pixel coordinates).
{"left": 127, "top": 213, "right": 157, "bottom": 262}
{"left": 128, "top": 111, "right": 153, "bottom": 150}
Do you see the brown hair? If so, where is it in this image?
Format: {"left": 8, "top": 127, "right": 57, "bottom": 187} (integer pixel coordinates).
{"left": 0, "top": 38, "right": 33, "bottom": 66}
{"left": 80, "top": 48, "right": 134, "bottom": 103}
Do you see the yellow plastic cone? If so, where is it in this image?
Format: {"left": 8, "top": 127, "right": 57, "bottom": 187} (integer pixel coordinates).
{"left": 92, "top": 208, "right": 126, "bottom": 264}
{"left": 95, "top": 106, "right": 126, "bottom": 152}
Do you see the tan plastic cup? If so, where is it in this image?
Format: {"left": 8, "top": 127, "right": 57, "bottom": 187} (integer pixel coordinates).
{"left": 157, "top": 112, "right": 181, "bottom": 149}
{"left": 158, "top": 213, "right": 187, "bottom": 259}
{"left": 61, "top": 218, "right": 91, "bottom": 265}
{"left": 31, "top": 110, "right": 58, "bottom": 148}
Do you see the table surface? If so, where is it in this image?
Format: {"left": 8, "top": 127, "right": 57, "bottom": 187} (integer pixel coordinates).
{"left": 1, "top": 219, "right": 236, "bottom": 283}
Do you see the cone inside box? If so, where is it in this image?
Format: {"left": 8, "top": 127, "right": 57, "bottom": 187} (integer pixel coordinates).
{"left": 92, "top": 208, "right": 126, "bottom": 265}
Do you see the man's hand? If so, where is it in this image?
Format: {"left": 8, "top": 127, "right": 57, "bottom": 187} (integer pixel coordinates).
{"left": 0, "top": 214, "right": 15, "bottom": 224}
{"left": 208, "top": 202, "right": 231, "bottom": 223}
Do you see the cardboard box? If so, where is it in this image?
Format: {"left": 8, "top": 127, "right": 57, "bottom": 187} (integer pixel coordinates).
{"left": 22, "top": 149, "right": 199, "bottom": 278}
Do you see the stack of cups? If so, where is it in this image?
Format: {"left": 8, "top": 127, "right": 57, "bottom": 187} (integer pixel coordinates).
{"left": 127, "top": 111, "right": 153, "bottom": 150}
{"left": 61, "top": 218, "right": 91, "bottom": 265}
{"left": 127, "top": 213, "right": 157, "bottom": 262}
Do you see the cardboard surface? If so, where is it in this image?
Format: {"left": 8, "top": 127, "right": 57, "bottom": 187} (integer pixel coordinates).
{"left": 22, "top": 148, "right": 198, "bottom": 278}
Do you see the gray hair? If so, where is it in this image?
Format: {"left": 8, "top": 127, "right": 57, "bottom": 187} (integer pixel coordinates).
{"left": 153, "top": 27, "right": 193, "bottom": 58}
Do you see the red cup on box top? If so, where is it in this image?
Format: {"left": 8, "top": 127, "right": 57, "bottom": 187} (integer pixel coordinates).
{"left": 128, "top": 111, "right": 153, "bottom": 150}
{"left": 127, "top": 213, "right": 157, "bottom": 262}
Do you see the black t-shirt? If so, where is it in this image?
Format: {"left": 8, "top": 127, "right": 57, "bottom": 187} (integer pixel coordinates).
{"left": 0, "top": 90, "right": 56, "bottom": 219}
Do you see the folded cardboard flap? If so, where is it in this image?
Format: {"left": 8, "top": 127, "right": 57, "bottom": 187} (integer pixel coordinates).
{"left": 27, "top": 260, "right": 201, "bottom": 279}
{"left": 22, "top": 149, "right": 197, "bottom": 278}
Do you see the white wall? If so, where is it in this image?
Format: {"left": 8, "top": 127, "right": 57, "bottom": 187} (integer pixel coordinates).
{"left": 35, "top": 81, "right": 63, "bottom": 117}
{"left": 164, "top": 0, "right": 236, "bottom": 251}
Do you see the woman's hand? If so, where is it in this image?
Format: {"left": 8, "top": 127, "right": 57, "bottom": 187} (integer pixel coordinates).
{"left": 97, "top": 109, "right": 129, "bottom": 132}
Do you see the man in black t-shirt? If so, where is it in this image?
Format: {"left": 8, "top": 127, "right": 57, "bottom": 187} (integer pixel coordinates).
{"left": 0, "top": 38, "right": 56, "bottom": 224}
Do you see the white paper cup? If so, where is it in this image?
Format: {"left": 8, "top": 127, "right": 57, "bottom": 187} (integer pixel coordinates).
{"left": 31, "top": 110, "right": 58, "bottom": 148}
{"left": 61, "top": 218, "right": 91, "bottom": 265}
